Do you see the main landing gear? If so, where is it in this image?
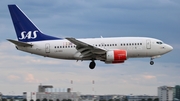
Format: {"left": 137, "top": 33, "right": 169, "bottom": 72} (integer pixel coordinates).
{"left": 89, "top": 60, "right": 96, "bottom": 69}
{"left": 150, "top": 58, "right": 154, "bottom": 65}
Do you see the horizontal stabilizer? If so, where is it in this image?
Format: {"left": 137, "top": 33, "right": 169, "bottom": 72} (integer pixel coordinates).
{"left": 7, "top": 39, "right": 33, "bottom": 47}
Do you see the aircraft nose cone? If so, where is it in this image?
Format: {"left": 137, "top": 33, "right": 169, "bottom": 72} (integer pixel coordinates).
{"left": 167, "top": 44, "right": 173, "bottom": 52}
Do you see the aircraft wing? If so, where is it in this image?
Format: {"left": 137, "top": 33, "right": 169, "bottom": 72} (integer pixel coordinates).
{"left": 7, "top": 39, "right": 33, "bottom": 47}
{"left": 66, "top": 37, "right": 106, "bottom": 59}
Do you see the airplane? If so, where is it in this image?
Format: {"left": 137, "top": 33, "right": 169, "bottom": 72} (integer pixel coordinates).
{"left": 7, "top": 5, "right": 173, "bottom": 69}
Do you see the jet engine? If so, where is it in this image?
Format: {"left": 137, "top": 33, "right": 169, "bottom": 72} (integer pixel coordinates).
{"left": 105, "top": 50, "right": 127, "bottom": 63}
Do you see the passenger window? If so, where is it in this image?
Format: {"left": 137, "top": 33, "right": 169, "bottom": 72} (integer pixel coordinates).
{"left": 132, "top": 43, "right": 134, "bottom": 45}
{"left": 55, "top": 46, "right": 56, "bottom": 48}
{"left": 57, "top": 46, "right": 59, "bottom": 48}
{"left": 140, "top": 43, "right": 142, "bottom": 45}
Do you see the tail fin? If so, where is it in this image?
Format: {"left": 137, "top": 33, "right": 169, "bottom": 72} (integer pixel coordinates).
{"left": 8, "top": 4, "right": 60, "bottom": 42}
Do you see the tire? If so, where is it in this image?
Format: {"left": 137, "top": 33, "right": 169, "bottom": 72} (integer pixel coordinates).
{"left": 150, "top": 61, "right": 154, "bottom": 65}
{"left": 89, "top": 61, "right": 96, "bottom": 69}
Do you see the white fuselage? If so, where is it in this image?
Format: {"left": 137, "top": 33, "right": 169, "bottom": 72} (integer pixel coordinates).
{"left": 16, "top": 37, "right": 172, "bottom": 61}
{"left": 8, "top": 4, "right": 173, "bottom": 69}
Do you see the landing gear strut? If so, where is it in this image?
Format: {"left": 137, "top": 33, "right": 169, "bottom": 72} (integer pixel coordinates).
{"left": 89, "top": 60, "right": 96, "bottom": 69}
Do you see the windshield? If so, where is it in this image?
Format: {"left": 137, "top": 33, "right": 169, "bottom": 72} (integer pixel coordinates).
{"left": 156, "top": 41, "right": 163, "bottom": 44}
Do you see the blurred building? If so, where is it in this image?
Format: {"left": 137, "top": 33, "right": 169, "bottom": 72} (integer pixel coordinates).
{"left": 81, "top": 95, "right": 125, "bottom": 101}
{"left": 36, "top": 85, "right": 81, "bottom": 101}
{"left": 38, "top": 85, "right": 53, "bottom": 92}
{"left": 0, "top": 92, "right": 2, "bottom": 100}
{"left": 158, "top": 86, "right": 174, "bottom": 101}
{"left": 1, "top": 95, "right": 24, "bottom": 101}
{"left": 81, "top": 95, "right": 96, "bottom": 101}
{"left": 127, "top": 95, "right": 158, "bottom": 101}
{"left": 174, "top": 85, "right": 180, "bottom": 101}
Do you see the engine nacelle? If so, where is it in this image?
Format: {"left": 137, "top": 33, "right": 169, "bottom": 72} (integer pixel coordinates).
{"left": 106, "top": 50, "right": 127, "bottom": 63}
{"left": 105, "top": 60, "right": 124, "bottom": 64}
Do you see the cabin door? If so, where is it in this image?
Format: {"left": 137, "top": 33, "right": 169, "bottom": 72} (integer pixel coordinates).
{"left": 45, "top": 43, "right": 50, "bottom": 53}
{"left": 146, "top": 40, "right": 151, "bottom": 49}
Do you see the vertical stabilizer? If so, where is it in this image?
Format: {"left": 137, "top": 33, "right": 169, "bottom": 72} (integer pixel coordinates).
{"left": 8, "top": 5, "right": 60, "bottom": 42}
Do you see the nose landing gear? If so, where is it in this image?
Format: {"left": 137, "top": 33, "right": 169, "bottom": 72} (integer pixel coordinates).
{"left": 150, "top": 61, "right": 154, "bottom": 65}
{"left": 89, "top": 60, "right": 96, "bottom": 69}
{"left": 150, "top": 58, "right": 154, "bottom": 65}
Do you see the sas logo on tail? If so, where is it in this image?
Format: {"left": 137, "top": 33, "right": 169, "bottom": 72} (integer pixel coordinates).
{"left": 19, "top": 30, "right": 38, "bottom": 40}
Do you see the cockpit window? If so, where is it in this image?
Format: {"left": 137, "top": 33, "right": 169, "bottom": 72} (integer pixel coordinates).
{"left": 156, "top": 41, "right": 163, "bottom": 44}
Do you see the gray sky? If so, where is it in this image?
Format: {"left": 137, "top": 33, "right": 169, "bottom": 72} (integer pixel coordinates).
{"left": 0, "top": 0, "right": 180, "bottom": 95}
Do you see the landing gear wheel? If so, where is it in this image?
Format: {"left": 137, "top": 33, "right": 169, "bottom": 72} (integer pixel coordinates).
{"left": 89, "top": 61, "right": 96, "bottom": 69}
{"left": 150, "top": 61, "right": 154, "bottom": 65}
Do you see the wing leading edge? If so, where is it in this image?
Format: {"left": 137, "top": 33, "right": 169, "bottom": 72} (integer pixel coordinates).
{"left": 66, "top": 37, "right": 106, "bottom": 60}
